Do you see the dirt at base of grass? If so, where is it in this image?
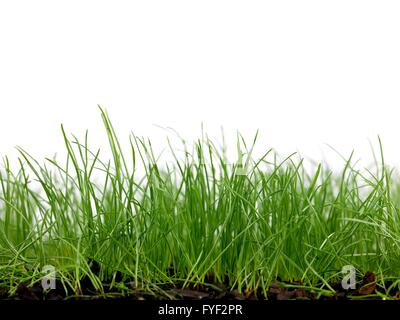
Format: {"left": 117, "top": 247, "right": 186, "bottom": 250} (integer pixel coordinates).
{"left": 1, "top": 270, "right": 399, "bottom": 301}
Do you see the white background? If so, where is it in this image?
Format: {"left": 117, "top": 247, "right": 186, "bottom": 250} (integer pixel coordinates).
{"left": 1, "top": 1, "right": 399, "bottom": 169}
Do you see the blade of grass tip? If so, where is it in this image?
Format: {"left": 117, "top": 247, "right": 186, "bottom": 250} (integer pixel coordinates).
{"left": 98, "top": 105, "right": 130, "bottom": 179}
{"left": 377, "top": 136, "right": 393, "bottom": 218}
{"left": 239, "top": 129, "right": 259, "bottom": 167}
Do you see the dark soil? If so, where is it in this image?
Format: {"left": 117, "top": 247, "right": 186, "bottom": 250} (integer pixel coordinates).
{"left": 1, "top": 262, "right": 398, "bottom": 300}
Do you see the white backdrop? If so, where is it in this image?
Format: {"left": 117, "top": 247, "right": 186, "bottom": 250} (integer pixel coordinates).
{"left": 1, "top": 1, "right": 399, "bottom": 170}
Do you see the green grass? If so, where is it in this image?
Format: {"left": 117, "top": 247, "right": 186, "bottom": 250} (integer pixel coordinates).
{"left": 1, "top": 106, "right": 400, "bottom": 299}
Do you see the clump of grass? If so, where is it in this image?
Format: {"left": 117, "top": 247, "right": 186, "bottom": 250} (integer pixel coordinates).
{"left": 1, "top": 106, "right": 400, "bottom": 299}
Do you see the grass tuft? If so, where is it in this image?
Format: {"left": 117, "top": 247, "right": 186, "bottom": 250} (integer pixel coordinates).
{"left": 1, "top": 106, "right": 400, "bottom": 299}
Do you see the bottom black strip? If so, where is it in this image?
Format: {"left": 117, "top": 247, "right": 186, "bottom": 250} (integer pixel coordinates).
{"left": 0, "top": 300, "right": 396, "bottom": 319}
